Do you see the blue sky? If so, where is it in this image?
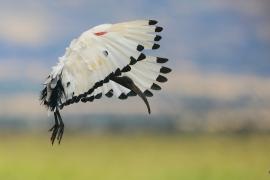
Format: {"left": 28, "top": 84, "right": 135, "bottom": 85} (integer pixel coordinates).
{"left": 1, "top": 0, "right": 269, "bottom": 74}
{"left": 0, "top": 0, "right": 270, "bottom": 119}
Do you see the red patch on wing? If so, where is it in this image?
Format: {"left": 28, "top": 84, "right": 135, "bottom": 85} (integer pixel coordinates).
{"left": 94, "top": 31, "right": 107, "bottom": 36}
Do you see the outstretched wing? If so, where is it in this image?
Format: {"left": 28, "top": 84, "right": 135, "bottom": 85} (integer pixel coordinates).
{"left": 41, "top": 19, "right": 171, "bottom": 113}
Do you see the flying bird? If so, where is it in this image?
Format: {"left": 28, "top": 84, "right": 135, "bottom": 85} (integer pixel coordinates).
{"left": 40, "top": 19, "right": 171, "bottom": 145}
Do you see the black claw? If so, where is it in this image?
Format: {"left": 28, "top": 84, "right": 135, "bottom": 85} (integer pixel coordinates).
{"left": 57, "top": 124, "right": 64, "bottom": 144}
{"left": 50, "top": 110, "right": 64, "bottom": 145}
{"left": 49, "top": 124, "right": 56, "bottom": 132}
{"left": 56, "top": 110, "right": 64, "bottom": 144}
{"left": 50, "top": 112, "right": 59, "bottom": 145}
{"left": 49, "top": 124, "right": 58, "bottom": 145}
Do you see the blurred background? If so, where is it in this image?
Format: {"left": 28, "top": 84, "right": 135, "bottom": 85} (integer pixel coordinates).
{"left": 0, "top": 0, "right": 270, "bottom": 180}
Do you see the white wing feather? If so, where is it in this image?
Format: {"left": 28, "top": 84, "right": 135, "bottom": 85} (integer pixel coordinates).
{"left": 44, "top": 19, "right": 169, "bottom": 108}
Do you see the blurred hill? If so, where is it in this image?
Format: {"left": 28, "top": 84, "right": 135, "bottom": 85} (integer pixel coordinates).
{"left": 1, "top": 103, "right": 269, "bottom": 134}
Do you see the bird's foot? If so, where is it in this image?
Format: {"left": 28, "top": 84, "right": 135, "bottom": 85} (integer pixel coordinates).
{"left": 49, "top": 123, "right": 64, "bottom": 145}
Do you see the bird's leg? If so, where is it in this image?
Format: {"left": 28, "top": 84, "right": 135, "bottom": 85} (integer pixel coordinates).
{"left": 49, "top": 112, "right": 59, "bottom": 145}
{"left": 56, "top": 110, "right": 64, "bottom": 144}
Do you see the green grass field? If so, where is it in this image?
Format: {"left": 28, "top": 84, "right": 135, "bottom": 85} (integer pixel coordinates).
{"left": 0, "top": 133, "right": 269, "bottom": 180}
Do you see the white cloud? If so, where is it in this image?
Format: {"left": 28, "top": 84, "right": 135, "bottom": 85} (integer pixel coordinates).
{"left": 0, "top": 8, "right": 54, "bottom": 46}
{"left": 0, "top": 59, "right": 49, "bottom": 82}
{"left": 0, "top": 93, "right": 43, "bottom": 117}
{"left": 0, "top": 2, "right": 56, "bottom": 46}
{"left": 166, "top": 61, "right": 270, "bottom": 101}
{"left": 0, "top": 14, "right": 51, "bottom": 46}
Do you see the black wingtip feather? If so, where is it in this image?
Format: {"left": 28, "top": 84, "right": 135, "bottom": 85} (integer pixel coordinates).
{"left": 155, "top": 26, "right": 163, "bottom": 32}
{"left": 137, "top": 45, "right": 144, "bottom": 52}
{"left": 149, "top": 20, "right": 158, "bottom": 25}
{"left": 137, "top": 53, "right": 146, "bottom": 61}
{"left": 151, "top": 83, "right": 161, "bottom": 90}
{"left": 87, "top": 96, "right": 95, "bottom": 102}
{"left": 95, "top": 93, "right": 102, "bottom": 99}
{"left": 105, "top": 90, "right": 113, "bottom": 97}
{"left": 156, "top": 75, "right": 167, "bottom": 82}
{"left": 156, "top": 57, "right": 168, "bottom": 63}
{"left": 130, "top": 56, "right": 137, "bottom": 65}
{"left": 152, "top": 44, "right": 160, "bottom": 50}
{"left": 160, "top": 67, "right": 172, "bottom": 74}
{"left": 144, "top": 90, "right": 153, "bottom": 97}
{"left": 154, "top": 35, "right": 162, "bottom": 41}
{"left": 119, "top": 93, "right": 128, "bottom": 99}
{"left": 122, "top": 65, "right": 131, "bottom": 72}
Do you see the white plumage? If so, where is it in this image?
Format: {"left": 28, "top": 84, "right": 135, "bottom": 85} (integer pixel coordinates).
{"left": 40, "top": 19, "right": 171, "bottom": 144}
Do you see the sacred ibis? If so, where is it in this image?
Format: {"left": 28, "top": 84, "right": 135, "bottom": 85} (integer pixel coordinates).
{"left": 40, "top": 19, "right": 171, "bottom": 144}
